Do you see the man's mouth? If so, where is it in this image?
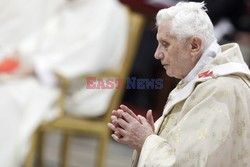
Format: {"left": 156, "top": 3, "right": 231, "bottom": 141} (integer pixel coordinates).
{"left": 162, "top": 64, "right": 168, "bottom": 68}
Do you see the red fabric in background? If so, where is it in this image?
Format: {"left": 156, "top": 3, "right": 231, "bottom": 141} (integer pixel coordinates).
{"left": 0, "top": 58, "right": 19, "bottom": 73}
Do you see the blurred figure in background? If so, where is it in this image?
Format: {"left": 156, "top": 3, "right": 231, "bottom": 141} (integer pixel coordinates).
{"left": 0, "top": 0, "right": 128, "bottom": 166}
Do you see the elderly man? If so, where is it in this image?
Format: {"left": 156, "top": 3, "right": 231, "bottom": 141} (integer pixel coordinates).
{"left": 108, "top": 1, "right": 250, "bottom": 167}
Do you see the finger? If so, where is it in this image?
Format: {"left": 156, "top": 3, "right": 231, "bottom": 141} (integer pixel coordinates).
{"left": 112, "top": 119, "right": 117, "bottom": 125}
{"left": 111, "top": 117, "right": 118, "bottom": 127}
{"left": 116, "top": 127, "right": 126, "bottom": 137}
{"left": 117, "top": 109, "right": 124, "bottom": 118}
{"left": 111, "top": 115, "right": 117, "bottom": 121}
{"left": 137, "top": 115, "right": 143, "bottom": 124}
{"left": 117, "top": 117, "right": 129, "bottom": 129}
{"left": 120, "top": 105, "right": 138, "bottom": 120}
{"left": 111, "top": 134, "right": 127, "bottom": 145}
{"left": 112, "top": 109, "right": 122, "bottom": 118}
{"left": 114, "top": 131, "right": 122, "bottom": 138}
{"left": 107, "top": 123, "right": 116, "bottom": 132}
{"left": 146, "top": 110, "right": 155, "bottom": 131}
{"left": 121, "top": 111, "right": 137, "bottom": 123}
{"left": 138, "top": 115, "right": 148, "bottom": 125}
{"left": 111, "top": 110, "right": 116, "bottom": 115}
{"left": 111, "top": 134, "right": 120, "bottom": 142}
{"left": 111, "top": 110, "right": 117, "bottom": 117}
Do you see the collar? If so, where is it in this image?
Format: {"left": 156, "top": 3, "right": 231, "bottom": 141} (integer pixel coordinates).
{"left": 181, "top": 41, "right": 221, "bottom": 84}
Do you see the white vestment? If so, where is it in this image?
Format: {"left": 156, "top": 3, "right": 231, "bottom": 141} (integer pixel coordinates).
{"left": 132, "top": 43, "right": 250, "bottom": 167}
{"left": 0, "top": 0, "right": 128, "bottom": 166}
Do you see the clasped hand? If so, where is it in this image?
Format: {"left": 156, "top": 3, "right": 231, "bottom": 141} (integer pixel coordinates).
{"left": 107, "top": 105, "right": 155, "bottom": 153}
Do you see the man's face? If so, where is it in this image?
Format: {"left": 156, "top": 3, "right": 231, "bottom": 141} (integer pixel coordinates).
{"left": 154, "top": 22, "right": 197, "bottom": 79}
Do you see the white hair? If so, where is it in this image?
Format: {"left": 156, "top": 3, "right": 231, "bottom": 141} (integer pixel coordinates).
{"left": 156, "top": 1, "right": 215, "bottom": 51}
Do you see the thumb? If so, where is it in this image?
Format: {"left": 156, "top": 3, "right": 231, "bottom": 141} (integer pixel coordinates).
{"left": 146, "top": 110, "right": 155, "bottom": 131}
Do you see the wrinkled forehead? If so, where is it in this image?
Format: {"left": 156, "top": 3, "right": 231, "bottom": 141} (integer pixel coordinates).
{"left": 156, "top": 22, "right": 176, "bottom": 41}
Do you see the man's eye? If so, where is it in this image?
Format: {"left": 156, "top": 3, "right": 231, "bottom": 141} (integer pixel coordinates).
{"left": 162, "top": 43, "right": 169, "bottom": 49}
{"left": 161, "top": 42, "right": 169, "bottom": 49}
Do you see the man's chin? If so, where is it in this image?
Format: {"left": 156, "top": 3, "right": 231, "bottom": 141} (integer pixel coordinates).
{"left": 166, "top": 71, "right": 181, "bottom": 79}
{"left": 166, "top": 71, "right": 173, "bottom": 77}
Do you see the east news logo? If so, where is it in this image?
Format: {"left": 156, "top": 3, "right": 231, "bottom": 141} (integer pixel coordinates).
{"left": 86, "top": 77, "right": 163, "bottom": 89}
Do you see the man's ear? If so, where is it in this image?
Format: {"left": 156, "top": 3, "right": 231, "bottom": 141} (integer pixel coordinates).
{"left": 190, "top": 36, "right": 202, "bottom": 54}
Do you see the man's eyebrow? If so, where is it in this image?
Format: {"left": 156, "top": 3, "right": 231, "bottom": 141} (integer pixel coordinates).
{"left": 159, "top": 38, "right": 169, "bottom": 44}
{"left": 156, "top": 36, "right": 163, "bottom": 41}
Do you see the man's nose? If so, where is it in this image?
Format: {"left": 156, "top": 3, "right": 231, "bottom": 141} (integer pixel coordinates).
{"left": 154, "top": 48, "right": 163, "bottom": 60}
